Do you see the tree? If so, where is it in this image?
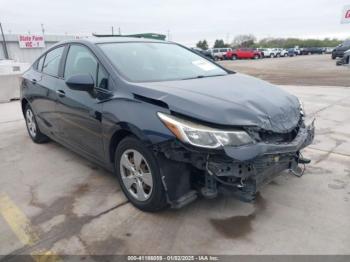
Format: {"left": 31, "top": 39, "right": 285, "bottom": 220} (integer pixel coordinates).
{"left": 232, "top": 34, "right": 256, "bottom": 48}
{"left": 254, "top": 37, "right": 342, "bottom": 48}
{"left": 213, "top": 39, "right": 228, "bottom": 48}
{"left": 196, "top": 40, "right": 209, "bottom": 50}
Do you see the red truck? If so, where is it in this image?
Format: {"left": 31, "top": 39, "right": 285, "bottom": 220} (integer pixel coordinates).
{"left": 225, "top": 48, "right": 262, "bottom": 60}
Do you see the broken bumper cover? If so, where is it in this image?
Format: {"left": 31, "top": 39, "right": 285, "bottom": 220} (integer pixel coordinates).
{"left": 207, "top": 117, "right": 315, "bottom": 201}
{"left": 224, "top": 117, "right": 315, "bottom": 161}
{"left": 158, "top": 117, "right": 315, "bottom": 206}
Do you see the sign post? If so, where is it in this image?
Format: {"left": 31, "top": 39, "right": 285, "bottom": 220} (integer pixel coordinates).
{"left": 0, "top": 22, "right": 9, "bottom": 59}
{"left": 18, "top": 35, "right": 45, "bottom": 49}
{"left": 341, "top": 5, "right": 350, "bottom": 24}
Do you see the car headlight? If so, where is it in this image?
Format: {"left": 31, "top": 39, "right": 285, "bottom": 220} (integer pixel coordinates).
{"left": 157, "top": 112, "right": 253, "bottom": 149}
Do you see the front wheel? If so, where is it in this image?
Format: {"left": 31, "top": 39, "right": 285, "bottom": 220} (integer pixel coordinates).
{"left": 232, "top": 55, "right": 237, "bottom": 60}
{"left": 253, "top": 54, "right": 259, "bottom": 59}
{"left": 24, "top": 104, "right": 50, "bottom": 143}
{"left": 115, "top": 137, "right": 167, "bottom": 212}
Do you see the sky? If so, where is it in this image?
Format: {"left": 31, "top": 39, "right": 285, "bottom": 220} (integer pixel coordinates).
{"left": 1, "top": 0, "right": 349, "bottom": 46}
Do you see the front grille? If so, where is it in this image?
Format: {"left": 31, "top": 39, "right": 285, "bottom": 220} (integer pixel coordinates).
{"left": 258, "top": 126, "right": 299, "bottom": 144}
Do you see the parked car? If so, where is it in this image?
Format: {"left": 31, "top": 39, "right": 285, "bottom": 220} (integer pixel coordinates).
{"left": 300, "top": 47, "right": 324, "bottom": 55}
{"left": 287, "top": 48, "right": 296, "bottom": 57}
{"left": 191, "top": 48, "right": 213, "bottom": 60}
{"left": 21, "top": 37, "right": 315, "bottom": 211}
{"left": 276, "top": 48, "right": 289, "bottom": 57}
{"left": 336, "top": 49, "right": 350, "bottom": 66}
{"left": 258, "top": 48, "right": 279, "bottom": 58}
{"left": 226, "top": 48, "right": 262, "bottom": 60}
{"left": 325, "top": 47, "right": 334, "bottom": 54}
{"left": 332, "top": 40, "right": 350, "bottom": 59}
{"left": 208, "top": 48, "right": 232, "bottom": 60}
{"left": 286, "top": 48, "right": 300, "bottom": 56}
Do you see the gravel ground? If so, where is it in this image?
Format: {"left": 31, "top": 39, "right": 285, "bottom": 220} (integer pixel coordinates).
{"left": 220, "top": 54, "right": 350, "bottom": 87}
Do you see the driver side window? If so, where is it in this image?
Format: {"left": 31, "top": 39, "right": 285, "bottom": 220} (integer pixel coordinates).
{"left": 64, "top": 45, "right": 108, "bottom": 89}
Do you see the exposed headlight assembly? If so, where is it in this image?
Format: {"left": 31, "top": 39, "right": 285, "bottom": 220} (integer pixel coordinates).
{"left": 157, "top": 112, "right": 253, "bottom": 149}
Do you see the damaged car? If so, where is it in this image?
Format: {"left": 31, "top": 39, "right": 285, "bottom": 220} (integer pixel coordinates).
{"left": 20, "top": 37, "right": 315, "bottom": 211}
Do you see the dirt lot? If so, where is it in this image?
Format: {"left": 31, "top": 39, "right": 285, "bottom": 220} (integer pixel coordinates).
{"left": 0, "top": 84, "right": 350, "bottom": 257}
{"left": 220, "top": 55, "right": 350, "bottom": 87}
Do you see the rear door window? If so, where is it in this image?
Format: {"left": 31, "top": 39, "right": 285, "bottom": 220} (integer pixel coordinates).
{"left": 42, "top": 46, "right": 65, "bottom": 76}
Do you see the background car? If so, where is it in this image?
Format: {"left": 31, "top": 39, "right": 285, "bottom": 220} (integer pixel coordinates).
{"left": 258, "top": 48, "right": 279, "bottom": 58}
{"left": 276, "top": 48, "right": 289, "bottom": 57}
{"left": 226, "top": 48, "right": 262, "bottom": 60}
{"left": 300, "top": 47, "right": 324, "bottom": 55}
{"left": 325, "top": 47, "right": 334, "bottom": 54}
{"left": 336, "top": 49, "right": 350, "bottom": 66}
{"left": 332, "top": 40, "right": 350, "bottom": 59}
{"left": 208, "top": 48, "right": 232, "bottom": 60}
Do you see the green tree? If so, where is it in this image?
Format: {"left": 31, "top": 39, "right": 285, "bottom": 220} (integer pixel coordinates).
{"left": 232, "top": 34, "right": 256, "bottom": 48}
{"left": 213, "top": 39, "right": 228, "bottom": 48}
{"left": 254, "top": 37, "right": 343, "bottom": 48}
{"left": 196, "top": 40, "right": 209, "bottom": 50}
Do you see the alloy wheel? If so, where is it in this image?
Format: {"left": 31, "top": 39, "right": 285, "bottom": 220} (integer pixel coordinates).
{"left": 120, "top": 149, "right": 153, "bottom": 201}
{"left": 26, "top": 109, "right": 37, "bottom": 138}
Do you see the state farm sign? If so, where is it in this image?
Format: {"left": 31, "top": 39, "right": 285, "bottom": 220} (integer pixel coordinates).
{"left": 341, "top": 5, "right": 350, "bottom": 24}
{"left": 18, "top": 35, "right": 45, "bottom": 48}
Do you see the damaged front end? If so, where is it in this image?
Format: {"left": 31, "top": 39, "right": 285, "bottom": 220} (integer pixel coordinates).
{"left": 154, "top": 113, "right": 315, "bottom": 208}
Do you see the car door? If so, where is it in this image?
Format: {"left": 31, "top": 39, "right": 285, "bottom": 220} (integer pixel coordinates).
{"left": 27, "top": 46, "right": 66, "bottom": 138}
{"left": 56, "top": 44, "right": 109, "bottom": 161}
{"left": 240, "top": 48, "right": 247, "bottom": 58}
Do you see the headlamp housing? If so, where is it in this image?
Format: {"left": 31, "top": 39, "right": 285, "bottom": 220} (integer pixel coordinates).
{"left": 157, "top": 112, "right": 254, "bottom": 149}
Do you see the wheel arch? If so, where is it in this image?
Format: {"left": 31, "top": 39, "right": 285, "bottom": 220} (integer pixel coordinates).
{"left": 21, "top": 98, "right": 29, "bottom": 116}
{"left": 108, "top": 124, "right": 153, "bottom": 164}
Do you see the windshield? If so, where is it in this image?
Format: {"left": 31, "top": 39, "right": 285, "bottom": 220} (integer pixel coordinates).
{"left": 98, "top": 42, "right": 228, "bottom": 82}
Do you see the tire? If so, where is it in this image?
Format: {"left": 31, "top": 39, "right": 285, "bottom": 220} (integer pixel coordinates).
{"left": 114, "top": 136, "right": 167, "bottom": 212}
{"left": 270, "top": 53, "right": 274, "bottom": 58}
{"left": 276, "top": 53, "right": 281, "bottom": 58}
{"left": 284, "top": 53, "right": 288, "bottom": 57}
{"left": 332, "top": 55, "right": 336, "bottom": 60}
{"left": 232, "top": 55, "right": 237, "bottom": 60}
{"left": 253, "top": 54, "right": 259, "bottom": 59}
{"left": 24, "top": 104, "right": 50, "bottom": 143}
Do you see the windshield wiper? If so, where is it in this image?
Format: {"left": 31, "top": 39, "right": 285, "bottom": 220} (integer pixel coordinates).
{"left": 181, "top": 74, "right": 226, "bottom": 80}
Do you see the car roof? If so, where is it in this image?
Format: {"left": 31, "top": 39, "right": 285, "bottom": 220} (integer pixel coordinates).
{"left": 61, "top": 36, "right": 169, "bottom": 45}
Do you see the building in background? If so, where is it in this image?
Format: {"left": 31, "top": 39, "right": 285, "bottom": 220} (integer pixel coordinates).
{"left": 0, "top": 34, "right": 78, "bottom": 63}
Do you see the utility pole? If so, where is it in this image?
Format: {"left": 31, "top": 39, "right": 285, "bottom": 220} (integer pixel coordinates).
{"left": 111, "top": 26, "right": 114, "bottom": 35}
{"left": 41, "top": 23, "right": 45, "bottom": 35}
{"left": 0, "top": 22, "right": 9, "bottom": 59}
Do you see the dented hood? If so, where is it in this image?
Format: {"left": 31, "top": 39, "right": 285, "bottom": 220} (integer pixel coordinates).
{"left": 129, "top": 73, "right": 300, "bottom": 132}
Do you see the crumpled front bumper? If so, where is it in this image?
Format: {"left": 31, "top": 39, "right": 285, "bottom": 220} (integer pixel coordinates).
{"left": 157, "top": 117, "right": 315, "bottom": 206}
{"left": 223, "top": 117, "right": 315, "bottom": 162}
{"left": 205, "top": 117, "right": 315, "bottom": 201}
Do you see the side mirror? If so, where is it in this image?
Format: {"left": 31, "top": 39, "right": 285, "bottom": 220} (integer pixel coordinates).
{"left": 66, "top": 74, "right": 94, "bottom": 91}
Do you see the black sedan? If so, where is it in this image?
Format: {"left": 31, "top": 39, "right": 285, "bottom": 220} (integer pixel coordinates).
{"left": 300, "top": 47, "right": 324, "bottom": 55}
{"left": 21, "top": 37, "right": 315, "bottom": 211}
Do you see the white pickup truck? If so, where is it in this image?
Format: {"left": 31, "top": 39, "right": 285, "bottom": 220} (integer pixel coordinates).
{"left": 258, "top": 48, "right": 279, "bottom": 58}
{"left": 276, "top": 48, "right": 289, "bottom": 57}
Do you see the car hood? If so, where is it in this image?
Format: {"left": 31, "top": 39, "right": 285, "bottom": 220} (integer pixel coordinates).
{"left": 128, "top": 73, "right": 300, "bottom": 133}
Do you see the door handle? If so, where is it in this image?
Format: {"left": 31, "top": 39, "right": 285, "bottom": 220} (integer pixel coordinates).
{"left": 56, "top": 90, "right": 66, "bottom": 97}
{"left": 31, "top": 78, "right": 37, "bottom": 84}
